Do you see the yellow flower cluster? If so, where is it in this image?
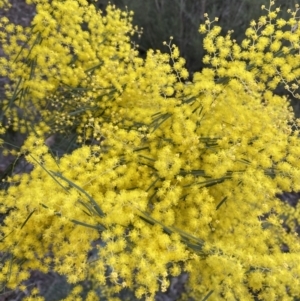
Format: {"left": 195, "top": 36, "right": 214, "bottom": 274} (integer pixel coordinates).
{"left": 0, "top": 0, "right": 10, "bottom": 9}
{"left": 2, "top": 0, "right": 300, "bottom": 300}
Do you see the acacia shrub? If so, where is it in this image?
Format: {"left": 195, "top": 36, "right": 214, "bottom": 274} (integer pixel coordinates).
{"left": 1, "top": 0, "right": 300, "bottom": 300}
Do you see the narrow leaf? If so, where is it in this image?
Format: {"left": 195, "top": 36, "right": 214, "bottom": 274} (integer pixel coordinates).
{"left": 20, "top": 210, "right": 36, "bottom": 229}
{"left": 216, "top": 196, "right": 228, "bottom": 210}
{"left": 29, "top": 155, "right": 67, "bottom": 192}
{"left": 202, "top": 290, "right": 214, "bottom": 301}
{"left": 51, "top": 171, "right": 105, "bottom": 217}
{"left": 70, "top": 219, "right": 106, "bottom": 231}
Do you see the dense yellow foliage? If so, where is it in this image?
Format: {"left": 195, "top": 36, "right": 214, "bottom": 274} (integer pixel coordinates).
{"left": 1, "top": 0, "right": 300, "bottom": 300}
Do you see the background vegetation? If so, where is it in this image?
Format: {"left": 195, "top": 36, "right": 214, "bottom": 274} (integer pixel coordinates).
{"left": 95, "top": 0, "right": 298, "bottom": 72}
{"left": 95, "top": 0, "right": 300, "bottom": 115}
